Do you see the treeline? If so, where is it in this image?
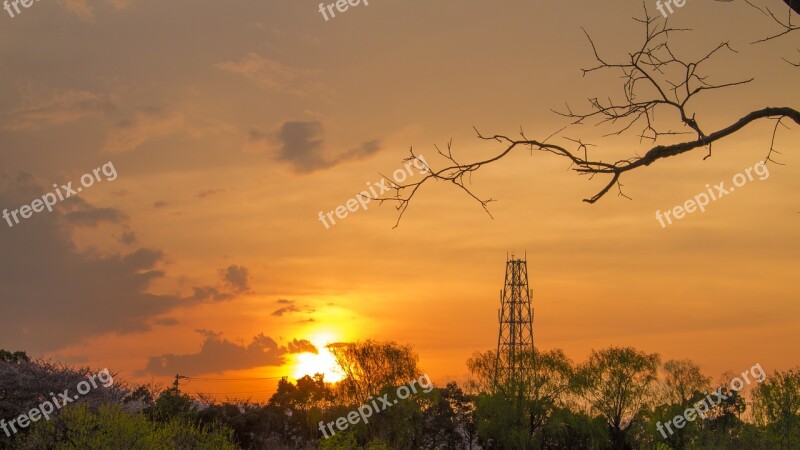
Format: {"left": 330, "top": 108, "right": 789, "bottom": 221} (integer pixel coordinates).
{"left": 0, "top": 344, "right": 798, "bottom": 449}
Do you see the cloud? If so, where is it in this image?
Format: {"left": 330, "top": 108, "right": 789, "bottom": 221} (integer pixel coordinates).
{"left": 56, "top": 0, "right": 94, "bottom": 19}
{"left": 102, "top": 108, "right": 185, "bottom": 154}
{"left": 64, "top": 207, "right": 128, "bottom": 227}
{"left": 185, "top": 265, "right": 252, "bottom": 301}
{"left": 288, "top": 338, "right": 318, "bottom": 354}
{"left": 276, "top": 298, "right": 293, "bottom": 304}
{"left": 273, "top": 121, "right": 382, "bottom": 173}
{"left": 242, "top": 128, "right": 270, "bottom": 154}
{"left": 185, "top": 286, "right": 233, "bottom": 302}
{"left": 215, "top": 53, "right": 313, "bottom": 95}
{"left": 143, "top": 331, "right": 317, "bottom": 376}
{"left": 3, "top": 89, "right": 115, "bottom": 132}
{"left": 197, "top": 189, "right": 225, "bottom": 199}
{"left": 154, "top": 317, "right": 179, "bottom": 326}
{"left": 340, "top": 139, "right": 382, "bottom": 161}
{"left": 272, "top": 305, "right": 300, "bottom": 316}
{"left": 56, "top": 0, "right": 134, "bottom": 19}
{"left": 0, "top": 181, "right": 177, "bottom": 352}
{"left": 116, "top": 229, "right": 137, "bottom": 245}
{"left": 220, "top": 265, "right": 250, "bottom": 292}
{"left": 0, "top": 172, "right": 250, "bottom": 353}
{"left": 274, "top": 121, "right": 326, "bottom": 172}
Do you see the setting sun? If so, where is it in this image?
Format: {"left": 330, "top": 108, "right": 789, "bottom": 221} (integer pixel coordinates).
{"left": 292, "top": 334, "right": 345, "bottom": 382}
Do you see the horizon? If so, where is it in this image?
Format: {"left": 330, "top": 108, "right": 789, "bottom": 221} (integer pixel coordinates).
{"left": 1, "top": 0, "right": 798, "bottom": 413}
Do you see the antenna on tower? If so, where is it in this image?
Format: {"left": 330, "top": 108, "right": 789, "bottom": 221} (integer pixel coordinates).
{"left": 493, "top": 254, "right": 534, "bottom": 390}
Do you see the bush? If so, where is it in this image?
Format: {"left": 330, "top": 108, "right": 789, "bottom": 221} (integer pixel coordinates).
{"left": 18, "top": 403, "right": 237, "bottom": 450}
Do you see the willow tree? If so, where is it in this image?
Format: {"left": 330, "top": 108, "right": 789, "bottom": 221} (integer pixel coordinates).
{"left": 466, "top": 347, "right": 573, "bottom": 447}
{"left": 752, "top": 368, "right": 800, "bottom": 449}
{"left": 327, "top": 340, "right": 420, "bottom": 406}
{"left": 572, "top": 347, "right": 661, "bottom": 450}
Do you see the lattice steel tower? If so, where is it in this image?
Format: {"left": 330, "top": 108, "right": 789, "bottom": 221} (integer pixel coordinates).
{"left": 493, "top": 255, "right": 534, "bottom": 388}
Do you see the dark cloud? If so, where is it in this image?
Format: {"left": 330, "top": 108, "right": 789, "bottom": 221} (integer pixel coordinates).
{"left": 288, "top": 338, "right": 318, "bottom": 354}
{"left": 249, "top": 129, "right": 267, "bottom": 141}
{"left": 186, "top": 265, "right": 252, "bottom": 301}
{"left": 274, "top": 121, "right": 327, "bottom": 173}
{"left": 64, "top": 207, "right": 128, "bottom": 227}
{"left": 154, "top": 317, "right": 179, "bottom": 326}
{"left": 186, "top": 286, "right": 233, "bottom": 302}
{"left": 0, "top": 173, "right": 250, "bottom": 353}
{"left": 272, "top": 305, "right": 300, "bottom": 316}
{"left": 197, "top": 189, "right": 225, "bottom": 199}
{"left": 153, "top": 201, "right": 168, "bottom": 209}
{"left": 273, "top": 121, "right": 382, "bottom": 173}
{"left": 272, "top": 299, "right": 315, "bottom": 317}
{"left": 116, "top": 229, "right": 137, "bottom": 245}
{"left": 339, "top": 139, "right": 382, "bottom": 161}
{"left": 220, "top": 265, "right": 250, "bottom": 292}
{"left": 143, "top": 331, "right": 317, "bottom": 376}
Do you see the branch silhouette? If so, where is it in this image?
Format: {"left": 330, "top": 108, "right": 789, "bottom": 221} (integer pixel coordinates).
{"left": 384, "top": 5, "right": 798, "bottom": 226}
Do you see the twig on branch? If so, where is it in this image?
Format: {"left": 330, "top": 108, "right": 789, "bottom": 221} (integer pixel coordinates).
{"left": 744, "top": 0, "right": 799, "bottom": 44}
{"left": 383, "top": 4, "right": 799, "bottom": 226}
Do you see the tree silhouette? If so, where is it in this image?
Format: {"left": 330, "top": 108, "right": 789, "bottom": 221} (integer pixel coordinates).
{"left": 572, "top": 347, "right": 661, "bottom": 450}
{"left": 386, "top": 4, "right": 799, "bottom": 224}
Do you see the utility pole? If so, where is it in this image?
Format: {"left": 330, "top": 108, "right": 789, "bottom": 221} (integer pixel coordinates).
{"left": 173, "top": 374, "right": 188, "bottom": 392}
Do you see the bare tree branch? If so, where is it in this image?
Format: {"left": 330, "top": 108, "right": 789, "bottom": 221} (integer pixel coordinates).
{"left": 744, "top": 0, "right": 799, "bottom": 44}
{"left": 384, "top": 4, "right": 799, "bottom": 225}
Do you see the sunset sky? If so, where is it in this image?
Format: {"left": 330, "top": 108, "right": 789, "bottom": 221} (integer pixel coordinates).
{"left": 0, "top": 0, "right": 798, "bottom": 402}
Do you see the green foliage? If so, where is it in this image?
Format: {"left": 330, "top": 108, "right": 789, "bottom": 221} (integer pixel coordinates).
{"left": 0, "top": 350, "right": 30, "bottom": 364}
{"left": 420, "top": 382, "right": 476, "bottom": 449}
{"left": 318, "top": 431, "right": 359, "bottom": 450}
{"left": 474, "top": 391, "right": 535, "bottom": 449}
{"left": 266, "top": 374, "right": 335, "bottom": 445}
{"left": 538, "top": 406, "right": 609, "bottom": 450}
{"left": 150, "top": 387, "right": 195, "bottom": 423}
{"left": 573, "top": 347, "right": 661, "bottom": 449}
{"left": 752, "top": 367, "right": 800, "bottom": 449}
{"left": 467, "top": 347, "right": 574, "bottom": 448}
{"left": 364, "top": 440, "right": 391, "bottom": 449}
{"left": 328, "top": 340, "right": 420, "bottom": 405}
{"left": 3, "top": 344, "right": 798, "bottom": 450}
{"left": 18, "top": 403, "right": 236, "bottom": 450}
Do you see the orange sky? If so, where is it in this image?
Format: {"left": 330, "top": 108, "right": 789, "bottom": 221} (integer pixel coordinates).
{"left": 0, "top": 0, "right": 798, "bottom": 401}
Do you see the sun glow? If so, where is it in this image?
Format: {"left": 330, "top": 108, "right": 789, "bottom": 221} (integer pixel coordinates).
{"left": 292, "top": 333, "right": 345, "bottom": 383}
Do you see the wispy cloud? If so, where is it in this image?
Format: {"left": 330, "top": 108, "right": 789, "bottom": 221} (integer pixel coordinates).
{"left": 215, "top": 53, "right": 316, "bottom": 95}
{"left": 4, "top": 89, "right": 115, "bottom": 132}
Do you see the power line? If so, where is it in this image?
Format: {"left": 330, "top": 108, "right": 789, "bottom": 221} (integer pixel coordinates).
{"left": 184, "top": 376, "right": 286, "bottom": 382}
{"left": 188, "top": 389, "right": 277, "bottom": 395}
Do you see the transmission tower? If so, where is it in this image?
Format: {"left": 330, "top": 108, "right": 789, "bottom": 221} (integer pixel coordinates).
{"left": 493, "top": 255, "right": 534, "bottom": 388}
